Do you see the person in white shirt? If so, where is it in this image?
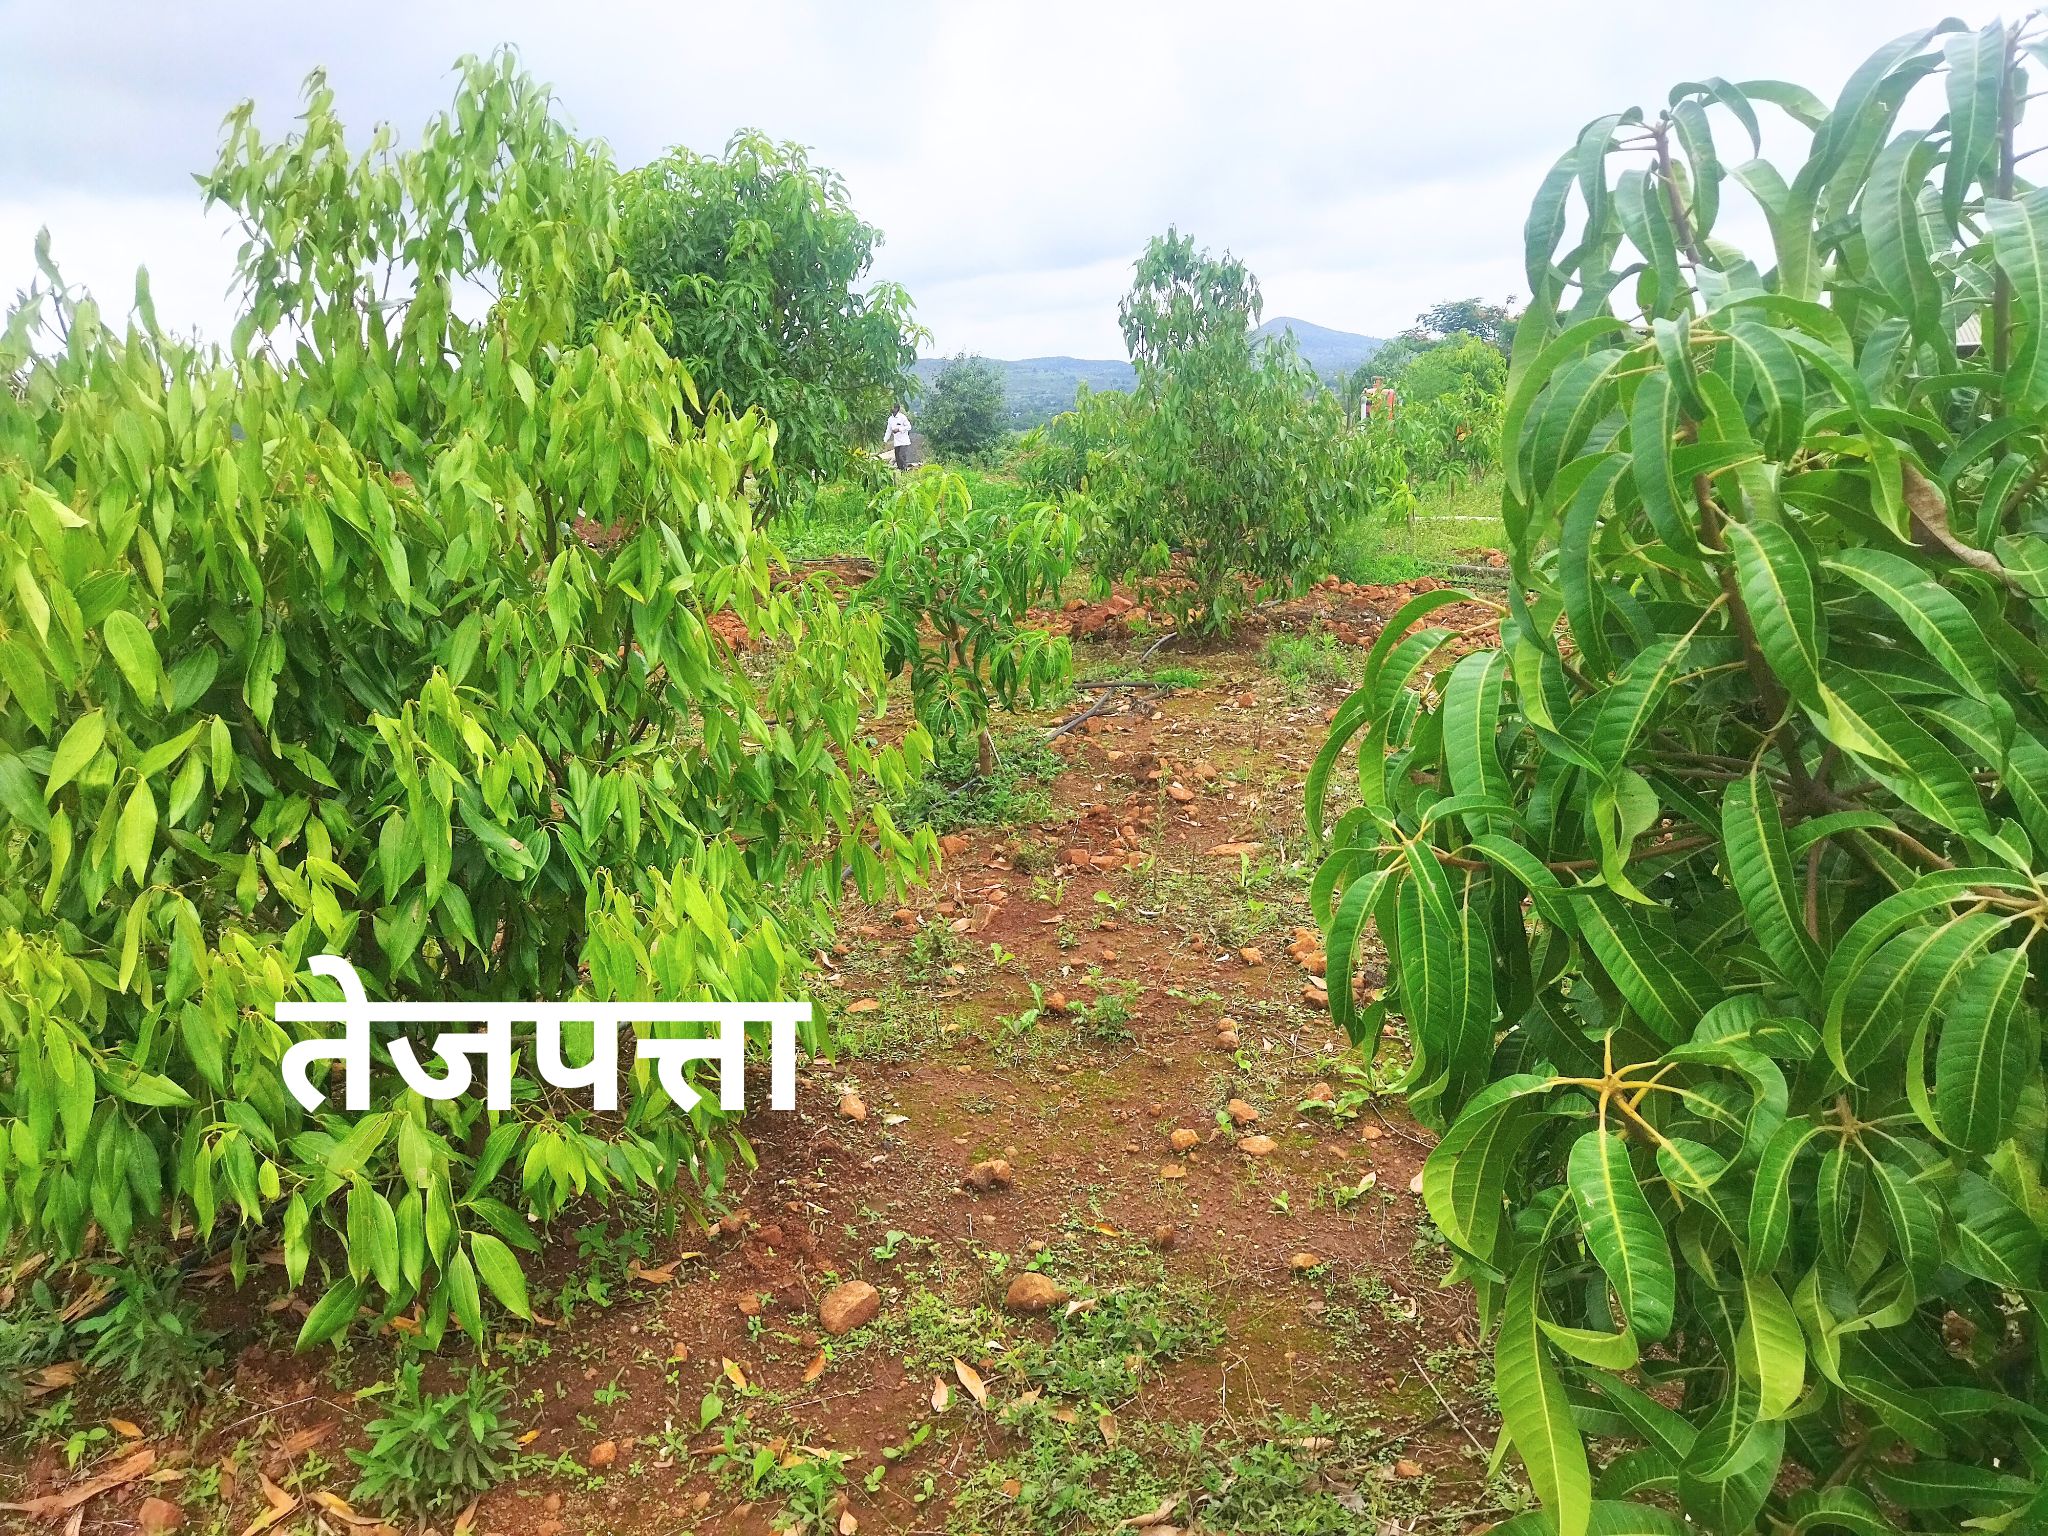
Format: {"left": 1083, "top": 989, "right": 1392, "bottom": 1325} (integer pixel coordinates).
{"left": 885, "top": 405, "right": 913, "bottom": 471}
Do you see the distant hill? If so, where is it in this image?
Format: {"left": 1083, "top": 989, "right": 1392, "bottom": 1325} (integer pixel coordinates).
{"left": 912, "top": 317, "right": 1382, "bottom": 431}
{"left": 1251, "top": 316, "right": 1386, "bottom": 379}
{"left": 910, "top": 354, "right": 1134, "bottom": 431}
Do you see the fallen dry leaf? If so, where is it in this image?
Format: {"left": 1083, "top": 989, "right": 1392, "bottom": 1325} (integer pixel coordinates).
{"left": 802, "top": 1351, "right": 827, "bottom": 1384}
{"left": 845, "top": 998, "right": 881, "bottom": 1015}
{"left": 930, "top": 1377, "right": 952, "bottom": 1413}
{"left": 1205, "top": 841, "right": 1263, "bottom": 858}
{"left": 1098, "top": 1410, "right": 1120, "bottom": 1446}
{"left": 954, "top": 1357, "right": 989, "bottom": 1408}
{"left": 108, "top": 1418, "right": 143, "bottom": 1439}
{"left": 234, "top": 1476, "right": 298, "bottom": 1536}
{"left": 722, "top": 1358, "right": 749, "bottom": 1391}
{"left": 311, "top": 1492, "right": 376, "bottom": 1525}
{"left": 629, "top": 1262, "right": 677, "bottom": 1284}
{"left": 1120, "top": 1493, "right": 1183, "bottom": 1528}
{"left": 0, "top": 1449, "right": 156, "bottom": 1518}
{"left": 270, "top": 1422, "right": 336, "bottom": 1462}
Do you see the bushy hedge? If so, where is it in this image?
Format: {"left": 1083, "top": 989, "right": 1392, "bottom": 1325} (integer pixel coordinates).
{"left": 0, "top": 55, "right": 931, "bottom": 1346}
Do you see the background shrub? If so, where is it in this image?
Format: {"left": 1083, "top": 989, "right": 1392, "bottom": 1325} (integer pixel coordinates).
{"left": 918, "top": 353, "right": 1009, "bottom": 464}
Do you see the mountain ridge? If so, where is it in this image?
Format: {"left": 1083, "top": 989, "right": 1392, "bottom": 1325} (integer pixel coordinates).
{"left": 911, "top": 316, "right": 1383, "bottom": 430}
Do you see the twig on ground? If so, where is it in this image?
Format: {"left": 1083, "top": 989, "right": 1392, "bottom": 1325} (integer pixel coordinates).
{"left": 1135, "top": 630, "right": 1179, "bottom": 665}
{"left": 1413, "top": 1359, "right": 1487, "bottom": 1455}
{"left": 1047, "top": 691, "right": 1127, "bottom": 740}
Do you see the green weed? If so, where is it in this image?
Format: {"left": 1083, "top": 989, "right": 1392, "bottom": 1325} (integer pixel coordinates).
{"left": 889, "top": 728, "right": 1065, "bottom": 835}
{"left": 1260, "top": 631, "right": 1356, "bottom": 692}
{"left": 350, "top": 1363, "right": 519, "bottom": 1519}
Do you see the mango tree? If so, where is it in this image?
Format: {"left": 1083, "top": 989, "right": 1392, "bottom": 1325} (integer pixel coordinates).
{"left": 1313, "top": 20, "right": 2048, "bottom": 1536}
{"left": 1085, "top": 231, "right": 1351, "bottom": 635}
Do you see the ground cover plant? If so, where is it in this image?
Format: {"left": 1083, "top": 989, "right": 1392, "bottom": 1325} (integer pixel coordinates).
{"left": 0, "top": 55, "right": 935, "bottom": 1355}
{"left": 1313, "top": 19, "right": 2048, "bottom": 1536}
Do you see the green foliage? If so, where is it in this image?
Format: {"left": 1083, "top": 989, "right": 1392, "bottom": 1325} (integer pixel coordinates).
{"left": 0, "top": 55, "right": 933, "bottom": 1347}
{"left": 1262, "top": 631, "right": 1358, "bottom": 692}
{"left": 1010, "top": 384, "right": 1129, "bottom": 502}
{"left": 1313, "top": 22, "right": 2048, "bottom": 1536}
{"left": 1398, "top": 334, "right": 1508, "bottom": 408}
{"left": 1413, "top": 297, "right": 1516, "bottom": 352}
{"left": 1345, "top": 333, "right": 1507, "bottom": 516}
{"left": 861, "top": 470, "right": 1076, "bottom": 768}
{"left": 890, "top": 728, "right": 1064, "bottom": 836}
{"left": 350, "top": 1361, "right": 518, "bottom": 1518}
{"left": 0, "top": 1288, "right": 69, "bottom": 1428}
{"left": 616, "top": 131, "right": 922, "bottom": 497}
{"left": 76, "top": 1266, "right": 222, "bottom": 1413}
{"left": 918, "top": 353, "right": 1008, "bottom": 463}
{"left": 1081, "top": 231, "right": 1354, "bottom": 634}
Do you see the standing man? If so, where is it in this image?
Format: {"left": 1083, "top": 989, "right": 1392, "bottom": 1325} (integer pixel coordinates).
{"left": 885, "top": 402, "right": 913, "bottom": 472}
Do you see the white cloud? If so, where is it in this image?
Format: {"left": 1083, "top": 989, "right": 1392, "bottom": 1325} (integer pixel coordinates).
{"left": 0, "top": 0, "right": 1981, "bottom": 359}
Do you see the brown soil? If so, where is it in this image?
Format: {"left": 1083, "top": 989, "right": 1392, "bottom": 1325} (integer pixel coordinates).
{"left": 0, "top": 579, "right": 1514, "bottom": 1536}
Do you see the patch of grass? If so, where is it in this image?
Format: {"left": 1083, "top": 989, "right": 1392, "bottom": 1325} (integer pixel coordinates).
{"left": 1011, "top": 1279, "right": 1222, "bottom": 1402}
{"left": 1260, "top": 631, "right": 1356, "bottom": 692}
{"left": 952, "top": 1404, "right": 1188, "bottom": 1534}
{"left": 866, "top": 1286, "right": 1009, "bottom": 1376}
{"left": 710, "top": 1410, "right": 851, "bottom": 1533}
{"left": 831, "top": 978, "right": 947, "bottom": 1061}
{"left": 890, "top": 728, "right": 1065, "bottom": 835}
{"left": 1144, "top": 664, "right": 1208, "bottom": 689}
{"left": 1326, "top": 471, "right": 1505, "bottom": 585}
{"left": 1071, "top": 978, "right": 1139, "bottom": 1046}
{"left": 777, "top": 479, "right": 877, "bottom": 562}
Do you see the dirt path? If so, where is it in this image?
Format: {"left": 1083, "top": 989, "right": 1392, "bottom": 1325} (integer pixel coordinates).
{"left": 2, "top": 581, "right": 1518, "bottom": 1536}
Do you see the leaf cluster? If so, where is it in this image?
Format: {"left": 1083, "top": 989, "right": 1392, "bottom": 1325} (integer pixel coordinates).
{"left": 0, "top": 53, "right": 933, "bottom": 1350}
{"left": 1313, "top": 20, "right": 2048, "bottom": 1536}
{"left": 859, "top": 469, "right": 1076, "bottom": 762}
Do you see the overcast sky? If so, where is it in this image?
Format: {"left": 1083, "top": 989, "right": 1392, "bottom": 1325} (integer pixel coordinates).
{"left": 0, "top": 1, "right": 1965, "bottom": 359}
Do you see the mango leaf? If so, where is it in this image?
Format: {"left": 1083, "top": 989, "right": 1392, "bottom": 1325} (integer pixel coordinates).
{"left": 1932, "top": 946, "right": 2036, "bottom": 1152}
{"left": 1725, "top": 520, "right": 1824, "bottom": 707}
{"left": 1497, "top": 1255, "right": 1592, "bottom": 1536}
{"left": 1567, "top": 1128, "right": 1675, "bottom": 1340}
